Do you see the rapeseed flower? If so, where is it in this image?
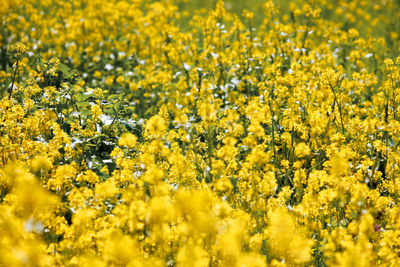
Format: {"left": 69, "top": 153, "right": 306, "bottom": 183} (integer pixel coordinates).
{"left": 2, "top": 0, "right": 400, "bottom": 265}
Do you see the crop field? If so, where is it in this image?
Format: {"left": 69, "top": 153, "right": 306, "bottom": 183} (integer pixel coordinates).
{"left": 2, "top": 0, "right": 400, "bottom": 266}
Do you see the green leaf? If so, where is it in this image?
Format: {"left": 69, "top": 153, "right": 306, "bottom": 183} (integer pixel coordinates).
{"left": 122, "top": 121, "right": 134, "bottom": 131}
{"left": 76, "top": 93, "right": 92, "bottom": 102}
{"left": 107, "top": 94, "right": 120, "bottom": 101}
{"left": 58, "top": 63, "right": 74, "bottom": 79}
{"left": 80, "top": 109, "right": 91, "bottom": 117}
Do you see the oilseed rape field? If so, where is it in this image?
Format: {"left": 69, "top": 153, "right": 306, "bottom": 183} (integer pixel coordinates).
{"left": 2, "top": 0, "right": 400, "bottom": 266}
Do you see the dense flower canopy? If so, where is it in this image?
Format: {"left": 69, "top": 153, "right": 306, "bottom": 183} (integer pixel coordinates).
{"left": 2, "top": 0, "right": 400, "bottom": 266}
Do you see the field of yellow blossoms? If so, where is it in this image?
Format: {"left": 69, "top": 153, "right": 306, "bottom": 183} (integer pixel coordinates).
{"left": 2, "top": 0, "right": 400, "bottom": 266}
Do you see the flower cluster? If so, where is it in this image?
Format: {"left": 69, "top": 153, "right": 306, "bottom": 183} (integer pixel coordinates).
{"left": 2, "top": 0, "right": 400, "bottom": 266}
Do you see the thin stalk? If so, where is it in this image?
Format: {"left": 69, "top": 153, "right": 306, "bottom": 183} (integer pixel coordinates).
{"left": 268, "top": 86, "right": 278, "bottom": 179}
{"left": 327, "top": 77, "right": 345, "bottom": 135}
{"left": 8, "top": 59, "right": 19, "bottom": 100}
{"left": 207, "top": 126, "right": 214, "bottom": 182}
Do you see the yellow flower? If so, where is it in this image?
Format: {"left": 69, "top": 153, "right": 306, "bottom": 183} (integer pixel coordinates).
{"left": 330, "top": 151, "right": 349, "bottom": 177}
{"left": 116, "top": 75, "right": 125, "bottom": 84}
{"left": 118, "top": 132, "right": 137, "bottom": 148}
{"left": 10, "top": 42, "right": 28, "bottom": 58}
{"left": 266, "top": 207, "right": 314, "bottom": 264}
{"left": 31, "top": 156, "right": 52, "bottom": 171}
{"left": 177, "top": 244, "right": 209, "bottom": 267}
{"left": 295, "top": 142, "right": 310, "bottom": 158}
{"left": 91, "top": 104, "right": 102, "bottom": 120}
{"left": 76, "top": 170, "right": 99, "bottom": 184}
{"left": 95, "top": 179, "right": 118, "bottom": 198}
{"left": 145, "top": 115, "right": 167, "bottom": 139}
{"left": 93, "top": 70, "right": 102, "bottom": 78}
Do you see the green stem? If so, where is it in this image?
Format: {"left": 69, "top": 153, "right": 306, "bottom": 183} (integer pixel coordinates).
{"left": 8, "top": 59, "right": 19, "bottom": 100}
